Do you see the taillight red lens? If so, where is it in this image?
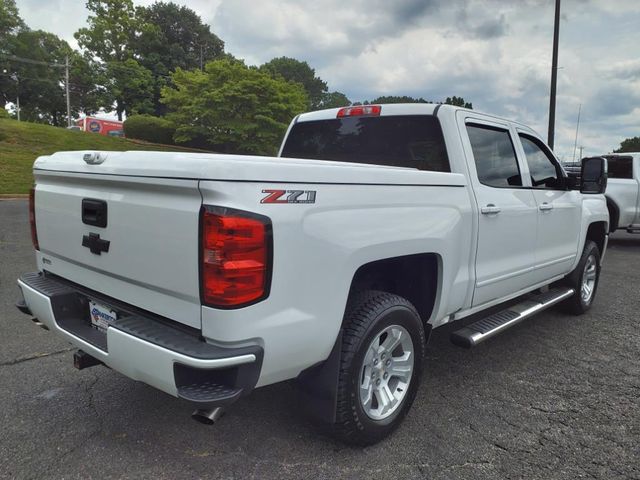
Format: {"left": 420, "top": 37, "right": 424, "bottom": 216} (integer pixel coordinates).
{"left": 337, "top": 105, "right": 381, "bottom": 118}
{"left": 29, "top": 187, "right": 39, "bottom": 250}
{"left": 201, "top": 207, "right": 272, "bottom": 308}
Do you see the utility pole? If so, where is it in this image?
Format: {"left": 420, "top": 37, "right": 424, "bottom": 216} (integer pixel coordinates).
{"left": 547, "top": 0, "right": 561, "bottom": 150}
{"left": 12, "top": 73, "right": 20, "bottom": 121}
{"left": 65, "top": 55, "right": 71, "bottom": 127}
{"left": 579, "top": 146, "right": 584, "bottom": 159}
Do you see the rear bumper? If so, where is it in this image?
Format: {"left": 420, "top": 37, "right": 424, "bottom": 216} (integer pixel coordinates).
{"left": 17, "top": 272, "right": 263, "bottom": 407}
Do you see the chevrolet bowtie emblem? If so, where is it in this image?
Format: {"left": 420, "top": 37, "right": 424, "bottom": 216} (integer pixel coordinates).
{"left": 82, "top": 233, "right": 110, "bottom": 255}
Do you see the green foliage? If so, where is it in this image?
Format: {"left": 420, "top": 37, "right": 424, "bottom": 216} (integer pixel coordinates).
{"left": 124, "top": 114, "right": 175, "bottom": 144}
{"left": 261, "top": 57, "right": 327, "bottom": 109}
{"left": 319, "top": 91, "right": 351, "bottom": 109}
{"left": 106, "top": 59, "right": 154, "bottom": 118}
{"left": 354, "top": 95, "right": 472, "bottom": 109}
{"left": 0, "top": 107, "right": 10, "bottom": 118}
{"left": 75, "top": 0, "right": 153, "bottom": 119}
{"left": 0, "top": 0, "right": 24, "bottom": 43}
{"left": 162, "top": 59, "right": 308, "bottom": 155}
{"left": 132, "top": 2, "right": 226, "bottom": 116}
{"left": 0, "top": 118, "right": 202, "bottom": 194}
{"left": 370, "top": 95, "right": 432, "bottom": 104}
{"left": 445, "top": 96, "right": 473, "bottom": 109}
{"left": 0, "top": 29, "right": 103, "bottom": 125}
{"left": 74, "top": 0, "right": 138, "bottom": 62}
{"left": 135, "top": 2, "right": 224, "bottom": 71}
{"left": 614, "top": 136, "right": 640, "bottom": 153}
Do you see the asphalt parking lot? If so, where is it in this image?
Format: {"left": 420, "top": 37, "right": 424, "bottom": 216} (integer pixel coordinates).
{"left": 1, "top": 198, "right": 639, "bottom": 479}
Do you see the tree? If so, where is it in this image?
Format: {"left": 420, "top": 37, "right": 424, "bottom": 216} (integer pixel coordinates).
{"left": 261, "top": 57, "right": 327, "bottom": 109}
{"left": 106, "top": 59, "right": 154, "bottom": 118}
{"left": 0, "top": 0, "right": 25, "bottom": 108}
{"left": 135, "top": 2, "right": 224, "bottom": 71}
{"left": 445, "top": 96, "right": 472, "bottom": 109}
{"left": 0, "top": 0, "right": 24, "bottom": 43}
{"left": 0, "top": 29, "right": 102, "bottom": 125}
{"left": 161, "top": 59, "right": 308, "bottom": 155}
{"left": 74, "top": 0, "right": 152, "bottom": 119}
{"left": 75, "top": 0, "right": 138, "bottom": 63}
{"left": 319, "top": 91, "right": 351, "bottom": 109}
{"left": 370, "top": 95, "right": 431, "bottom": 104}
{"left": 132, "top": 1, "right": 226, "bottom": 115}
{"left": 614, "top": 136, "right": 640, "bottom": 153}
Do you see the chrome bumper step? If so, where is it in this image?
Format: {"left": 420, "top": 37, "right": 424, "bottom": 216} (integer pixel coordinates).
{"left": 450, "top": 287, "right": 575, "bottom": 348}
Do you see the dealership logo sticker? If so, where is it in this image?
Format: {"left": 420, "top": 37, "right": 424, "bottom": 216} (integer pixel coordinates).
{"left": 261, "top": 189, "right": 316, "bottom": 204}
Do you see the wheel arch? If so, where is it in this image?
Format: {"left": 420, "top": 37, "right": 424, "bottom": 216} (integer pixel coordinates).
{"left": 586, "top": 221, "right": 607, "bottom": 260}
{"left": 296, "top": 252, "right": 440, "bottom": 424}
{"left": 347, "top": 252, "right": 441, "bottom": 333}
{"left": 605, "top": 195, "right": 620, "bottom": 233}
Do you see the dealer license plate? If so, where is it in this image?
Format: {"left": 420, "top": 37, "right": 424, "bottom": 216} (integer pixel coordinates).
{"left": 89, "top": 300, "right": 117, "bottom": 333}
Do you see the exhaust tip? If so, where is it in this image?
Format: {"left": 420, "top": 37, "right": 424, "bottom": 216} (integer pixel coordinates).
{"left": 192, "top": 407, "right": 225, "bottom": 425}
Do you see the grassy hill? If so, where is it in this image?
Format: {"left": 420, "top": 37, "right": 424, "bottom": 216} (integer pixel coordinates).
{"left": 0, "top": 119, "right": 205, "bottom": 195}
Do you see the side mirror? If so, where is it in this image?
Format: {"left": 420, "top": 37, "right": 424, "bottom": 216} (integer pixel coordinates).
{"left": 581, "top": 156, "right": 607, "bottom": 194}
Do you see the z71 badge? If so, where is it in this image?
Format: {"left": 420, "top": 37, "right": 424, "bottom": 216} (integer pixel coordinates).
{"left": 261, "top": 189, "right": 316, "bottom": 204}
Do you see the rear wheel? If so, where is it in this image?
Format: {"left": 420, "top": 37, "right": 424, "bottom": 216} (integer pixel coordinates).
{"left": 561, "top": 240, "right": 601, "bottom": 315}
{"left": 332, "top": 290, "right": 426, "bottom": 445}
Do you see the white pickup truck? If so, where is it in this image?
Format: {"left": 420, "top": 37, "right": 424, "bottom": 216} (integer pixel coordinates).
{"left": 17, "top": 104, "right": 609, "bottom": 445}
{"left": 565, "top": 152, "right": 640, "bottom": 234}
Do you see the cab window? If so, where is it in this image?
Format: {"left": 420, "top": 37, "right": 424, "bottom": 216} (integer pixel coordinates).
{"left": 519, "top": 134, "right": 565, "bottom": 189}
{"left": 467, "top": 124, "right": 522, "bottom": 188}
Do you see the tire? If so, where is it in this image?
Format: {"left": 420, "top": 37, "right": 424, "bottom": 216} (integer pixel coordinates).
{"left": 560, "top": 240, "right": 601, "bottom": 315}
{"left": 332, "top": 290, "right": 426, "bottom": 445}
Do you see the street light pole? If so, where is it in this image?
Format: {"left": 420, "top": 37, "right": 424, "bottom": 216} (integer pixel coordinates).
{"left": 547, "top": 0, "right": 561, "bottom": 150}
{"left": 65, "top": 55, "right": 72, "bottom": 127}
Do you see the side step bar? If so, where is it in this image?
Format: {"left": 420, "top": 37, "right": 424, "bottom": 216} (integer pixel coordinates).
{"left": 450, "top": 288, "right": 574, "bottom": 348}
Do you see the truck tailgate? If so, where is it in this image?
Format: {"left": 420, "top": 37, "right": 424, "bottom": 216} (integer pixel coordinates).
{"left": 33, "top": 168, "right": 202, "bottom": 329}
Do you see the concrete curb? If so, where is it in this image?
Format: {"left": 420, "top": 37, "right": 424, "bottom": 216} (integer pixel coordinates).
{"left": 0, "top": 194, "right": 28, "bottom": 200}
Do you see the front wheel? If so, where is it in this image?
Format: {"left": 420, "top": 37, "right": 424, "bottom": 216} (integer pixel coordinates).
{"left": 561, "top": 240, "right": 601, "bottom": 315}
{"left": 332, "top": 290, "right": 426, "bottom": 445}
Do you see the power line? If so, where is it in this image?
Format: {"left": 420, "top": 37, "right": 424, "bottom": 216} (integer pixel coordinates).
{"left": 0, "top": 53, "right": 67, "bottom": 68}
{"left": 0, "top": 72, "right": 99, "bottom": 91}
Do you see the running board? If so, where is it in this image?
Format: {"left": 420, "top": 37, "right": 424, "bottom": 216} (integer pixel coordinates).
{"left": 450, "top": 288, "right": 575, "bottom": 348}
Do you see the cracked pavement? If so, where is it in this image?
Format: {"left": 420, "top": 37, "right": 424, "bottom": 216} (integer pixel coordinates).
{"left": 1, "top": 199, "right": 639, "bottom": 479}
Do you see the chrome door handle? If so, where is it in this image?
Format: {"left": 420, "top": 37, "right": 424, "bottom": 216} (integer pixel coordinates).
{"left": 481, "top": 204, "right": 501, "bottom": 215}
{"left": 539, "top": 202, "right": 554, "bottom": 211}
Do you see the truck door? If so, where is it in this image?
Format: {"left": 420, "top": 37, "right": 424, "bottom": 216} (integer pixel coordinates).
{"left": 459, "top": 116, "right": 538, "bottom": 306}
{"left": 515, "top": 132, "right": 581, "bottom": 282}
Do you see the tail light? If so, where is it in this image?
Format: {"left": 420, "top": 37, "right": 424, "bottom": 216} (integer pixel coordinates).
{"left": 337, "top": 105, "right": 381, "bottom": 118}
{"left": 200, "top": 206, "right": 272, "bottom": 308}
{"left": 29, "top": 187, "right": 39, "bottom": 250}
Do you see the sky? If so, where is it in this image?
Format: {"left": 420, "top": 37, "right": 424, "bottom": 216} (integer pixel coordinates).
{"left": 15, "top": 0, "right": 640, "bottom": 159}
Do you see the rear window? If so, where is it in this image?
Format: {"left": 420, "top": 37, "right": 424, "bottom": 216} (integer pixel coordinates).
{"left": 604, "top": 155, "right": 633, "bottom": 179}
{"left": 280, "top": 115, "right": 450, "bottom": 172}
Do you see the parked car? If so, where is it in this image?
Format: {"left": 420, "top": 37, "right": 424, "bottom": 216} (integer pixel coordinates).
{"left": 16, "top": 104, "right": 608, "bottom": 445}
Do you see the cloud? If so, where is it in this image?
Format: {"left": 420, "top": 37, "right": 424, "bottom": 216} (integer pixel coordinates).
{"left": 14, "top": 0, "right": 640, "bottom": 156}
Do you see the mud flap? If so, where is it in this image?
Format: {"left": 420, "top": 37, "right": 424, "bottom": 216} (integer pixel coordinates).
{"left": 296, "top": 330, "right": 343, "bottom": 424}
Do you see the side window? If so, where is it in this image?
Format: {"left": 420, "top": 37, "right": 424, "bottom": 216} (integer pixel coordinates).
{"left": 467, "top": 124, "right": 522, "bottom": 188}
{"left": 604, "top": 156, "right": 633, "bottom": 179}
{"left": 519, "top": 135, "right": 564, "bottom": 189}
